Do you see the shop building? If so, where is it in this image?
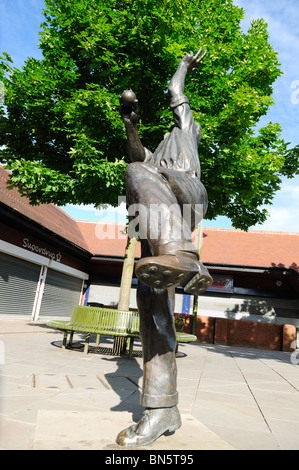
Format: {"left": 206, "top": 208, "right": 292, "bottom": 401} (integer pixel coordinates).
{"left": 0, "top": 166, "right": 90, "bottom": 320}
{"left": 1, "top": 165, "right": 298, "bottom": 349}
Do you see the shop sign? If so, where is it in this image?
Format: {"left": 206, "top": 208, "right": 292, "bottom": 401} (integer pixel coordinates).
{"left": 208, "top": 274, "right": 234, "bottom": 293}
{"left": 22, "top": 237, "right": 62, "bottom": 263}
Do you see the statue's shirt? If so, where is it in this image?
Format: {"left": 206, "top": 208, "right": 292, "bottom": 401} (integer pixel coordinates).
{"left": 145, "top": 101, "right": 201, "bottom": 178}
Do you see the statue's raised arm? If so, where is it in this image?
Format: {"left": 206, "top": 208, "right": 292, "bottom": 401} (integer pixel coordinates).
{"left": 168, "top": 47, "right": 207, "bottom": 99}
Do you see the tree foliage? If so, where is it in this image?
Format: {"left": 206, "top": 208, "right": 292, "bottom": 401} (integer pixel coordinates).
{"left": 1, "top": 0, "right": 298, "bottom": 229}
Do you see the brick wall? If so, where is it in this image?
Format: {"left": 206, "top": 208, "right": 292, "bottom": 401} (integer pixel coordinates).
{"left": 175, "top": 314, "right": 296, "bottom": 352}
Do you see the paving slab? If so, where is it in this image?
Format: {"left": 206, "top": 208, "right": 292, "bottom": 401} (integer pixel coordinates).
{"left": 32, "top": 410, "right": 234, "bottom": 450}
{"left": 1, "top": 319, "right": 299, "bottom": 451}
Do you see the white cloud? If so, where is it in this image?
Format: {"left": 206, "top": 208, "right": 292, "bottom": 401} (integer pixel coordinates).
{"left": 62, "top": 202, "right": 128, "bottom": 223}
{"left": 255, "top": 206, "right": 299, "bottom": 232}
{"left": 65, "top": 204, "right": 97, "bottom": 212}
{"left": 252, "top": 177, "right": 299, "bottom": 232}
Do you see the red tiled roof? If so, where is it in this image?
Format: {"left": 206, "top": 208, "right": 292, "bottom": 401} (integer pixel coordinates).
{"left": 77, "top": 221, "right": 201, "bottom": 259}
{"left": 1, "top": 165, "right": 298, "bottom": 272}
{"left": 77, "top": 221, "right": 133, "bottom": 258}
{"left": 200, "top": 228, "right": 299, "bottom": 273}
{"left": 77, "top": 222, "right": 299, "bottom": 273}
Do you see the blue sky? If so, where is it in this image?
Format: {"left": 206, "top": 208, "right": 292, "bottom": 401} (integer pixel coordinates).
{"left": 1, "top": 0, "right": 299, "bottom": 231}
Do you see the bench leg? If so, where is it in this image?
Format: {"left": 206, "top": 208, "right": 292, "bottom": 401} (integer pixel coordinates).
{"left": 68, "top": 331, "right": 74, "bottom": 348}
{"left": 84, "top": 332, "right": 90, "bottom": 354}
{"left": 113, "top": 337, "right": 127, "bottom": 355}
{"left": 120, "top": 337, "right": 127, "bottom": 354}
{"left": 96, "top": 333, "right": 100, "bottom": 346}
{"left": 128, "top": 338, "right": 134, "bottom": 359}
{"left": 62, "top": 332, "right": 68, "bottom": 349}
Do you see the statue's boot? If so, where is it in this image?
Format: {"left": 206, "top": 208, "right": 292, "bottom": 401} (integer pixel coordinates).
{"left": 116, "top": 406, "right": 182, "bottom": 447}
{"left": 135, "top": 251, "right": 213, "bottom": 295}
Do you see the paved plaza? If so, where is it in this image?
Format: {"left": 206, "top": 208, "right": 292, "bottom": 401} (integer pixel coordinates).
{"left": 1, "top": 319, "right": 299, "bottom": 451}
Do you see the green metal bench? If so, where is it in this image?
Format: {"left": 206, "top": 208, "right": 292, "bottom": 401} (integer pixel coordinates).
{"left": 47, "top": 306, "right": 197, "bottom": 357}
{"left": 174, "top": 317, "right": 197, "bottom": 354}
{"left": 47, "top": 306, "right": 140, "bottom": 357}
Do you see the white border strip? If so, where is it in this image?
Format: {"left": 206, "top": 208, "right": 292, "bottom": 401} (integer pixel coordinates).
{"left": 0, "top": 240, "right": 89, "bottom": 280}
{"left": 0, "top": 239, "right": 50, "bottom": 266}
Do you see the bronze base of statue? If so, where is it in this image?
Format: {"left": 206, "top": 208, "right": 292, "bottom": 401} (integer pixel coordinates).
{"left": 116, "top": 406, "right": 182, "bottom": 447}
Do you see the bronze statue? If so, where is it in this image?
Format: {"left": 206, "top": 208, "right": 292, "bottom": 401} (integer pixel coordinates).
{"left": 116, "top": 48, "right": 213, "bottom": 447}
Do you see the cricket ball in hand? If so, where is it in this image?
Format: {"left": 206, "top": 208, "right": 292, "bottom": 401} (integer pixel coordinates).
{"left": 120, "top": 90, "right": 137, "bottom": 116}
{"left": 120, "top": 89, "right": 137, "bottom": 106}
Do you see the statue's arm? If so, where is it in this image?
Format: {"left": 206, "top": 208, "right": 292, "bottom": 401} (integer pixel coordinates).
{"left": 122, "top": 117, "right": 147, "bottom": 163}
{"left": 168, "top": 47, "right": 207, "bottom": 100}
{"left": 120, "top": 97, "right": 152, "bottom": 163}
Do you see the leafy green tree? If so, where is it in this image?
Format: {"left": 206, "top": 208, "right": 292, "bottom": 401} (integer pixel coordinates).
{"left": 1, "top": 0, "right": 298, "bottom": 229}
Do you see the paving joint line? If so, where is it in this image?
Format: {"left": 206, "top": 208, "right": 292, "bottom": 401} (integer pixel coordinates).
{"left": 65, "top": 375, "right": 74, "bottom": 389}
{"left": 258, "top": 358, "right": 299, "bottom": 392}
{"left": 190, "top": 346, "right": 209, "bottom": 414}
{"left": 96, "top": 375, "right": 110, "bottom": 389}
{"left": 229, "top": 351, "right": 280, "bottom": 448}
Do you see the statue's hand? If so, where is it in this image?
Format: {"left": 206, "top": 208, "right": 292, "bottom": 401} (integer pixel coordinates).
{"left": 119, "top": 90, "right": 138, "bottom": 125}
{"left": 120, "top": 106, "right": 138, "bottom": 126}
{"left": 182, "top": 47, "right": 207, "bottom": 72}
{"left": 129, "top": 110, "right": 138, "bottom": 125}
{"left": 120, "top": 103, "right": 136, "bottom": 124}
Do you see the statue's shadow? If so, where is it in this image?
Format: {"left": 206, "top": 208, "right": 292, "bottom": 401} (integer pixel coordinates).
{"left": 103, "top": 356, "right": 144, "bottom": 423}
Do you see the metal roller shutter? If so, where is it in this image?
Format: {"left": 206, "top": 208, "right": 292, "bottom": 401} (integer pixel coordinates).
{"left": 0, "top": 251, "right": 41, "bottom": 316}
{"left": 39, "top": 268, "right": 83, "bottom": 317}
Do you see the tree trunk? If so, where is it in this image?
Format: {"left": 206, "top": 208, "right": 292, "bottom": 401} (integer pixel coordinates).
{"left": 192, "top": 221, "right": 203, "bottom": 335}
{"left": 118, "top": 236, "right": 137, "bottom": 310}
{"left": 114, "top": 236, "right": 137, "bottom": 354}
